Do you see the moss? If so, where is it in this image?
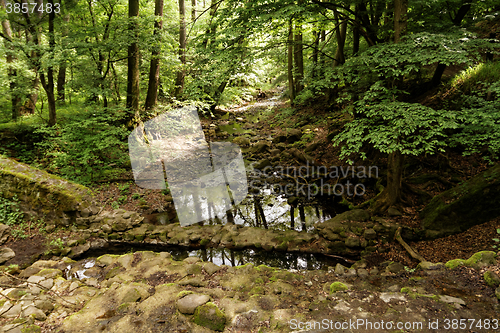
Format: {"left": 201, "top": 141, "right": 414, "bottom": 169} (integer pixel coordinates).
{"left": 400, "top": 287, "right": 412, "bottom": 293}
{"left": 250, "top": 286, "right": 264, "bottom": 295}
{"left": 445, "top": 259, "right": 465, "bottom": 269}
{"left": 484, "top": 271, "right": 500, "bottom": 287}
{"left": 117, "top": 302, "right": 132, "bottom": 313}
{"left": 465, "top": 251, "right": 497, "bottom": 267}
{"left": 193, "top": 302, "right": 225, "bottom": 332}
{"left": 330, "top": 282, "right": 348, "bottom": 293}
{"left": 177, "top": 290, "right": 193, "bottom": 299}
{"left": 409, "top": 277, "right": 425, "bottom": 282}
{"left": 20, "top": 325, "right": 41, "bottom": 333}
{"left": 105, "top": 266, "right": 122, "bottom": 279}
{"left": 254, "top": 277, "right": 264, "bottom": 285}
{"left": 276, "top": 241, "right": 288, "bottom": 250}
{"left": 199, "top": 238, "right": 210, "bottom": 246}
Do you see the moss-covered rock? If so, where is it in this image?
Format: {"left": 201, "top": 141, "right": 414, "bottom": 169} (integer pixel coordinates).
{"left": 420, "top": 163, "right": 500, "bottom": 238}
{"left": 193, "top": 302, "right": 226, "bottom": 331}
{"left": 330, "top": 282, "right": 348, "bottom": 293}
{"left": 465, "top": 251, "right": 497, "bottom": 268}
{"left": 445, "top": 259, "right": 465, "bottom": 269}
{"left": 484, "top": 270, "right": 500, "bottom": 287}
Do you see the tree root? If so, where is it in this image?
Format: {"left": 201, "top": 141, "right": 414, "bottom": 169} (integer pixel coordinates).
{"left": 394, "top": 227, "right": 426, "bottom": 263}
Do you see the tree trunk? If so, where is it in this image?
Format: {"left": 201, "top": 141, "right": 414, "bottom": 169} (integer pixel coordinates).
{"left": 352, "top": 4, "right": 360, "bottom": 55}
{"left": 191, "top": 0, "right": 196, "bottom": 22}
{"left": 287, "top": 19, "right": 295, "bottom": 104}
{"left": 293, "top": 22, "right": 303, "bottom": 95}
{"left": 333, "top": 9, "right": 347, "bottom": 67}
{"left": 46, "top": 0, "right": 56, "bottom": 126}
{"left": 56, "top": 14, "right": 70, "bottom": 103}
{"left": 144, "top": 0, "right": 164, "bottom": 110}
{"left": 174, "top": 0, "right": 186, "bottom": 98}
{"left": 372, "top": 151, "right": 404, "bottom": 214}
{"left": 311, "top": 30, "right": 319, "bottom": 79}
{"left": 126, "top": 0, "right": 140, "bottom": 122}
{"left": 394, "top": 0, "right": 408, "bottom": 43}
{"left": 0, "top": 0, "right": 21, "bottom": 120}
{"left": 430, "top": 3, "right": 471, "bottom": 87}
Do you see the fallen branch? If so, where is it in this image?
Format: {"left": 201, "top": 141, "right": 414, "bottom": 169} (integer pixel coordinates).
{"left": 394, "top": 227, "right": 426, "bottom": 263}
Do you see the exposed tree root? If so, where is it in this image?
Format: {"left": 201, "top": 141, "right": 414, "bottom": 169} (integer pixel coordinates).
{"left": 395, "top": 227, "right": 426, "bottom": 263}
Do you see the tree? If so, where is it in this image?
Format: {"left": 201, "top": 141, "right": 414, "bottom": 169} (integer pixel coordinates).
{"left": 0, "top": 0, "right": 21, "bottom": 120}
{"left": 126, "top": 0, "right": 140, "bottom": 122}
{"left": 174, "top": 0, "right": 187, "bottom": 98}
{"left": 145, "top": 0, "right": 164, "bottom": 110}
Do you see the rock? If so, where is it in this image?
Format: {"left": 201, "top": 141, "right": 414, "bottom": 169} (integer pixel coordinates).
{"left": 178, "top": 277, "right": 206, "bottom": 287}
{"left": 445, "top": 259, "right": 465, "bottom": 269}
{"left": 420, "top": 163, "right": 500, "bottom": 237}
{"left": 0, "top": 301, "right": 22, "bottom": 318}
{"left": 439, "top": 295, "right": 466, "bottom": 307}
{"left": 345, "top": 236, "right": 360, "bottom": 248}
{"left": 253, "top": 159, "right": 271, "bottom": 170}
{"left": 23, "top": 305, "right": 47, "bottom": 321}
{"left": 334, "top": 263, "right": 346, "bottom": 275}
{"left": 193, "top": 302, "right": 226, "bottom": 331}
{"left": 379, "top": 292, "right": 406, "bottom": 303}
{"left": 204, "top": 262, "right": 222, "bottom": 275}
{"left": 387, "top": 262, "right": 405, "bottom": 274}
{"left": 330, "top": 282, "right": 348, "bottom": 293}
{"left": 286, "top": 128, "right": 302, "bottom": 143}
{"left": 251, "top": 141, "right": 269, "bottom": 153}
{"left": 388, "top": 206, "right": 402, "bottom": 216}
{"left": 0, "top": 247, "right": 15, "bottom": 264}
{"left": 0, "top": 223, "right": 10, "bottom": 244}
{"left": 363, "top": 228, "right": 377, "bottom": 239}
{"left": 465, "top": 251, "right": 497, "bottom": 269}
{"left": 232, "top": 137, "right": 250, "bottom": 146}
{"left": 177, "top": 294, "right": 210, "bottom": 314}
{"left": 272, "top": 133, "right": 287, "bottom": 144}
{"left": 484, "top": 270, "right": 500, "bottom": 287}
{"left": 304, "top": 142, "right": 321, "bottom": 153}
{"left": 496, "top": 286, "right": 500, "bottom": 300}
{"left": 34, "top": 299, "right": 54, "bottom": 314}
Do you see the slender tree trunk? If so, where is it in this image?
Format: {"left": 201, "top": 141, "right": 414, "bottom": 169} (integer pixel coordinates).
{"left": 431, "top": 3, "right": 471, "bottom": 87}
{"left": 174, "top": 0, "right": 186, "bottom": 97}
{"left": 287, "top": 19, "right": 295, "bottom": 104}
{"left": 56, "top": 14, "right": 70, "bottom": 103}
{"left": 352, "top": 4, "right": 360, "bottom": 55}
{"left": 45, "top": 0, "right": 56, "bottom": 126}
{"left": 333, "top": 9, "right": 347, "bottom": 67}
{"left": 312, "top": 30, "right": 319, "bottom": 79}
{"left": 126, "top": 0, "right": 140, "bottom": 122}
{"left": 0, "top": 0, "right": 21, "bottom": 120}
{"left": 144, "top": 0, "right": 164, "bottom": 110}
{"left": 394, "top": 0, "right": 408, "bottom": 43}
{"left": 191, "top": 0, "right": 196, "bottom": 22}
{"left": 293, "top": 22, "right": 304, "bottom": 95}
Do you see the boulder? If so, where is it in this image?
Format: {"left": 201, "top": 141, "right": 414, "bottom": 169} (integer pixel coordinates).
{"left": 0, "top": 247, "right": 15, "bottom": 264}
{"left": 420, "top": 163, "right": 500, "bottom": 237}
{"left": 177, "top": 294, "right": 210, "bottom": 314}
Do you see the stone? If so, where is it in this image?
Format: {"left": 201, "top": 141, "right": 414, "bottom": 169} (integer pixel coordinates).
{"left": 34, "top": 299, "right": 54, "bottom": 314}
{"left": 23, "top": 305, "right": 47, "bottom": 321}
{"left": 232, "top": 137, "right": 250, "bottom": 146}
{"left": 251, "top": 141, "right": 269, "bottom": 153}
{"left": 345, "top": 235, "right": 360, "bottom": 248}
{"left": 253, "top": 159, "right": 271, "bottom": 170}
{"left": 484, "top": 270, "right": 500, "bottom": 287}
{"left": 387, "top": 262, "right": 405, "bottom": 274}
{"left": 388, "top": 206, "right": 402, "bottom": 216}
{"left": 272, "top": 133, "right": 287, "bottom": 144}
{"left": 420, "top": 163, "right": 500, "bottom": 237}
{"left": 363, "top": 228, "right": 377, "bottom": 239}
{"left": 177, "top": 294, "right": 210, "bottom": 314}
{"left": 417, "top": 261, "right": 444, "bottom": 270}
{"left": 465, "top": 251, "right": 497, "bottom": 268}
{"left": 304, "top": 142, "right": 321, "bottom": 153}
{"left": 0, "top": 223, "right": 10, "bottom": 244}
{"left": 439, "top": 295, "right": 465, "bottom": 306}
{"left": 286, "top": 128, "right": 302, "bottom": 143}
{"left": 204, "top": 262, "right": 222, "bottom": 275}
{"left": 330, "top": 282, "right": 348, "bottom": 293}
{"left": 193, "top": 302, "right": 226, "bottom": 331}
{"left": 334, "top": 263, "right": 346, "bottom": 275}
{"left": 0, "top": 247, "right": 15, "bottom": 264}
{"left": 0, "top": 301, "right": 22, "bottom": 318}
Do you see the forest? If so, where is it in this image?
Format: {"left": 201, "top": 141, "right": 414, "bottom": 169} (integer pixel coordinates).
{"left": 0, "top": 0, "right": 500, "bottom": 332}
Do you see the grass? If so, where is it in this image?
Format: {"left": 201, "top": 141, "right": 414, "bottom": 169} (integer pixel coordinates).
{"left": 450, "top": 62, "right": 500, "bottom": 93}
